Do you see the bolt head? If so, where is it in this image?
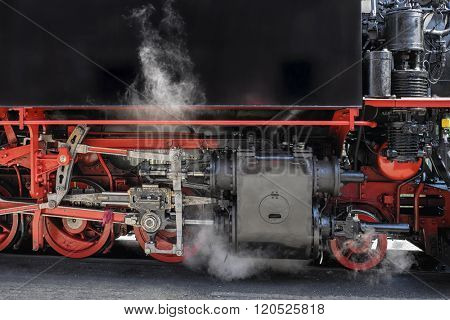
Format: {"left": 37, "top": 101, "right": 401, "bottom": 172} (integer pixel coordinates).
{"left": 59, "top": 155, "right": 67, "bottom": 164}
{"left": 48, "top": 200, "right": 57, "bottom": 209}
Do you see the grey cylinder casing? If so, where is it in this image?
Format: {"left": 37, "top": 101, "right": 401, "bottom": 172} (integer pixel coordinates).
{"left": 235, "top": 152, "right": 314, "bottom": 258}
{"left": 385, "top": 8, "right": 424, "bottom": 52}
{"left": 365, "top": 50, "right": 393, "bottom": 98}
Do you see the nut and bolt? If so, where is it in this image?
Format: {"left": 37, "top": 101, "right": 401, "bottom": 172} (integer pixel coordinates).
{"left": 59, "top": 155, "right": 67, "bottom": 163}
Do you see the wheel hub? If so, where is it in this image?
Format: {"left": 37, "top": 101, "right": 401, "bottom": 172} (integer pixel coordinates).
{"left": 62, "top": 218, "right": 87, "bottom": 234}
{"left": 140, "top": 212, "right": 162, "bottom": 233}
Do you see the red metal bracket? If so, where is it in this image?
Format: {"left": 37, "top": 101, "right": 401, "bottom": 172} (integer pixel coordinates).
{"left": 329, "top": 109, "right": 362, "bottom": 150}
{"left": 364, "top": 97, "right": 450, "bottom": 108}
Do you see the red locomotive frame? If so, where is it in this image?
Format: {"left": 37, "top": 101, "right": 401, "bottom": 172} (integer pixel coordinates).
{"left": 0, "top": 99, "right": 449, "bottom": 269}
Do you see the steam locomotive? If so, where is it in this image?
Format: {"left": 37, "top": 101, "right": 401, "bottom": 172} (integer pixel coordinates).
{"left": 0, "top": 0, "right": 450, "bottom": 271}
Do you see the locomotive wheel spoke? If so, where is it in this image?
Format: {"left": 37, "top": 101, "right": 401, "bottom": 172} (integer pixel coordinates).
{"left": 344, "top": 249, "right": 353, "bottom": 260}
{"left": 0, "top": 224, "right": 11, "bottom": 233}
{"left": 329, "top": 211, "right": 388, "bottom": 271}
{"left": 367, "top": 251, "right": 376, "bottom": 260}
{"left": 0, "top": 186, "right": 19, "bottom": 251}
{"left": 0, "top": 214, "right": 19, "bottom": 251}
{"left": 86, "top": 226, "right": 102, "bottom": 236}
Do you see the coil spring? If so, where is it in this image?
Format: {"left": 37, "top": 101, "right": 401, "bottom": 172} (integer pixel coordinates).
{"left": 392, "top": 69, "right": 428, "bottom": 98}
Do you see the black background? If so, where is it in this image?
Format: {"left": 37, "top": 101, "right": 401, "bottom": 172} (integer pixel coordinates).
{"left": 0, "top": 0, "right": 362, "bottom": 106}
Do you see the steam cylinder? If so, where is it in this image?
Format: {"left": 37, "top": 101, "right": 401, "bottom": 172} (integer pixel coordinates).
{"left": 364, "top": 50, "right": 392, "bottom": 98}
{"left": 385, "top": 8, "right": 424, "bottom": 52}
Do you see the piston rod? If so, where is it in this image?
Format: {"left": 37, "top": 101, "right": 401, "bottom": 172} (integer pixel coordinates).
{"left": 361, "top": 223, "right": 410, "bottom": 233}
{"left": 184, "top": 219, "right": 214, "bottom": 226}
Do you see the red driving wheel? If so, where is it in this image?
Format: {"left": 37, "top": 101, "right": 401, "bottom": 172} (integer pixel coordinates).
{"left": 329, "top": 211, "right": 388, "bottom": 271}
{"left": 0, "top": 185, "right": 19, "bottom": 251}
{"left": 44, "top": 217, "right": 112, "bottom": 259}
{"left": 43, "top": 179, "right": 113, "bottom": 258}
{"left": 134, "top": 228, "right": 197, "bottom": 263}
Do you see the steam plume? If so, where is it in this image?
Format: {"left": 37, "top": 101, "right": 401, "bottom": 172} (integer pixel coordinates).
{"left": 126, "top": 0, "right": 205, "bottom": 112}
{"left": 184, "top": 228, "right": 308, "bottom": 281}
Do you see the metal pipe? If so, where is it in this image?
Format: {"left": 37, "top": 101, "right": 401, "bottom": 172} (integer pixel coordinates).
{"left": 100, "top": 192, "right": 129, "bottom": 196}
{"left": 0, "top": 119, "right": 378, "bottom": 128}
{"left": 101, "top": 202, "right": 129, "bottom": 206}
{"left": 255, "top": 154, "right": 294, "bottom": 160}
{"left": 425, "top": 28, "right": 450, "bottom": 37}
{"left": 361, "top": 222, "right": 410, "bottom": 233}
{"left": 354, "top": 107, "right": 366, "bottom": 170}
{"left": 396, "top": 171, "right": 422, "bottom": 223}
{"left": 12, "top": 214, "right": 25, "bottom": 250}
{"left": 1, "top": 105, "right": 358, "bottom": 111}
{"left": 364, "top": 97, "right": 450, "bottom": 108}
{"left": 184, "top": 219, "right": 214, "bottom": 226}
{"left": 13, "top": 165, "right": 22, "bottom": 197}
{"left": 371, "top": 0, "right": 377, "bottom": 18}
{"left": 341, "top": 171, "right": 366, "bottom": 183}
{"left": 97, "top": 154, "right": 114, "bottom": 191}
{"left": 414, "top": 183, "right": 424, "bottom": 232}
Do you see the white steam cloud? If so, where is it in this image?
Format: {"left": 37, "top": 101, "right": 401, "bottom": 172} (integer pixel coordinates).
{"left": 184, "top": 228, "right": 308, "bottom": 281}
{"left": 185, "top": 228, "right": 421, "bottom": 281}
{"left": 382, "top": 241, "right": 418, "bottom": 272}
{"left": 126, "top": 0, "right": 205, "bottom": 111}
{"left": 346, "top": 239, "right": 419, "bottom": 284}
